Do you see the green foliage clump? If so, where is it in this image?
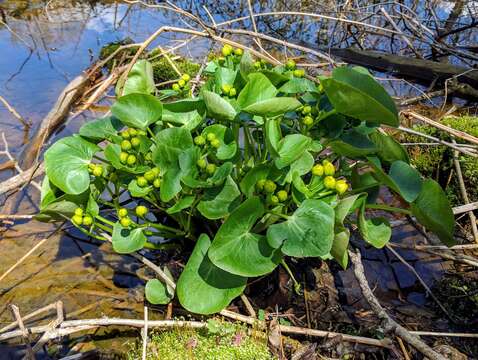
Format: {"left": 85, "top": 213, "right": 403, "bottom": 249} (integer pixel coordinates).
{"left": 128, "top": 325, "right": 273, "bottom": 360}
{"left": 400, "top": 116, "right": 478, "bottom": 205}
{"left": 99, "top": 38, "right": 139, "bottom": 70}
{"left": 38, "top": 45, "right": 456, "bottom": 316}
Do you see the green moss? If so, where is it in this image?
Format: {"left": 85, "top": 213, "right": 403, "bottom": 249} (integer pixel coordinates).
{"left": 128, "top": 324, "right": 273, "bottom": 360}
{"left": 150, "top": 56, "right": 200, "bottom": 85}
{"left": 98, "top": 40, "right": 200, "bottom": 85}
{"left": 398, "top": 116, "right": 478, "bottom": 206}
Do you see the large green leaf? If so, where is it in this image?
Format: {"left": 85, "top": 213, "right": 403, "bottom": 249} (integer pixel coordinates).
{"left": 197, "top": 176, "right": 240, "bottom": 219}
{"left": 122, "top": 59, "right": 156, "bottom": 96}
{"left": 128, "top": 179, "right": 152, "bottom": 198}
{"left": 331, "top": 229, "right": 350, "bottom": 269}
{"left": 177, "top": 234, "right": 247, "bottom": 314}
{"left": 330, "top": 129, "right": 377, "bottom": 158}
{"left": 266, "top": 200, "right": 335, "bottom": 257}
{"left": 112, "top": 222, "right": 147, "bottom": 253}
{"left": 411, "top": 179, "right": 455, "bottom": 246}
{"left": 153, "top": 128, "right": 194, "bottom": 201}
{"left": 370, "top": 131, "right": 409, "bottom": 164}
{"left": 166, "top": 195, "right": 195, "bottom": 214}
{"left": 359, "top": 203, "right": 391, "bottom": 248}
{"left": 209, "top": 197, "right": 281, "bottom": 277}
{"left": 203, "top": 91, "right": 237, "bottom": 121}
{"left": 215, "top": 67, "right": 237, "bottom": 90}
{"left": 242, "top": 97, "right": 301, "bottom": 118}
{"left": 111, "top": 93, "right": 163, "bottom": 129}
{"left": 79, "top": 116, "right": 122, "bottom": 142}
{"left": 278, "top": 78, "right": 317, "bottom": 94}
{"left": 368, "top": 157, "right": 422, "bottom": 203}
{"left": 388, "top": 161, "right": 422, "bottom": 202}
{"left": 321, "top": 67, "right": 399, "bottom": 126}
{"left": 44, "top": 136, "right": 99, "bottom": 195}
{"left": 239, "top": 51, "right": 255, "bottom": 79}
{"left": 237, "top": 73, "right": 277, "bottom": 109}
{"left": 162, "top": 109, "right": 203, "bottom": 130}
{"left": 274, "top": 134, "right": 312, "bottom": 169}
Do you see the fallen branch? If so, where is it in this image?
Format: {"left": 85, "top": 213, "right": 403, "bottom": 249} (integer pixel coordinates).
{"left": 0, "top": 162, "right": 44, "bottom": 196}
{"left": 349, "top": 249, "right": 447, "bottom": 360}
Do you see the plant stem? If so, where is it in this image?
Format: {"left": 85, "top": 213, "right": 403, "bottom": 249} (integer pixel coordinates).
{"left": 365, "top": 204, "right": 412, "bottom": 215}
{"left": 96, "top": 214, "right": 116, "bottom": 227}
{"left": 147, "top": 222, "right": 184, "bottom": 235}
{"left": 281, "top": 259, "right": 301, "bottom": 294}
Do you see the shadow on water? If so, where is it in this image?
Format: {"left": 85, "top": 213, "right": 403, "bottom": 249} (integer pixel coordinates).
{"left": 0, "top": 0, "right": 477, "bottom": 356}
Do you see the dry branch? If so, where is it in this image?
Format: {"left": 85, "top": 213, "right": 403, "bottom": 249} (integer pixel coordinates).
{"left": 349, "top": 249, "right": 446, "bottom": 360}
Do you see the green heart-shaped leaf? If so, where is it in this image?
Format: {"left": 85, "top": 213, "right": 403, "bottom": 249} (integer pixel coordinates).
{"left": 370, "top": 131, "right": 409, "bottom": 164}
{"left": 112, "top": 222, "right": 147, "bottom": 253}
{"left": 177, "top": 234, "right": 247, "bottom": 314}
{"left": 202, "top": 124, "right": 237, "bottom": 160}
{"left": 79, "top": 116, "right": 122, "bottom": 142}
{"left": 145, "top": 275, "right": 174, "bottom": 305}
{"left": 359, "top": 203, "right": 391, "bottom": 248}
{"left": 411, "top": 179, "right": 455, "bottom": 246}
{"left": 267, "top": 199, "right": 335, "bottom": 257}
{"left": 209, "top": 197, "right": 282, "bottom": 277}
{"left": 274, "top": 134, "right": 312, "bottom": 169}
{"left": 242, "top": 97, "right": 301, "bottom": 117}
{"left": 166, "top": 195, "right": 195, "bottom": 214}
{"left": 321, "top": 66, "right": 399, "bottom": 126}
{"left": 111, "top": 93, "right": 163, "bottom": 129}
{"left": 203, "top": 91, "right": 237, "bottom": 121}
{"left": 237, "top": 72, "right": 277, "bottom": 109}
{"left": 278, "top": 78, "right": 317, "bottom": 94}
{"left": 44, "top": 136, "right": 99, "bottom": 194}
{"left": 197, "top": 176, "right": 240, "bottom": 219}
{"left": 122, "top": 59, "right": 156, "bottom": 96}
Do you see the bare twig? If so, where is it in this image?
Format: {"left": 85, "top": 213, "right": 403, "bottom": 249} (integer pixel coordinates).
{"left": 451, "top": 138, "right": 478, "bottom": 242}
{"left": 142, "top": 306, "right": 148, "bottom": 360}
{"left": 453, "top": 201, "right": 478, "bottom": 215}
{"left": 404, "top": 111, "right": 478, "bottom": 147}
{"left": 392, "top": 125, "right": 477, "bottom": 157}
{"left": 0, "top": 133, "right": 41, "bottom": 191}
{"left": 10, "top": 305, "right": 34, "bottom": 359}
{"left": 240, "top": 294, "right": 256, "bottom": 318}
{"left": 380, "top": 8, "right": 423, "bottom": 58}
{"left": 349, "top": 249, "right": 446, "bottom": 360}
{"left": 0, "top": 238, "right": 48, "bottom": 283}
{"left": 0, "top": 95, "right": 30, "bottom": 128}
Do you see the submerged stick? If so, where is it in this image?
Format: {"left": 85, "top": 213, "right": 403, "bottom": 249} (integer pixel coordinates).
{"left": 349, "top": 249, "right": 446, "bottom": 360}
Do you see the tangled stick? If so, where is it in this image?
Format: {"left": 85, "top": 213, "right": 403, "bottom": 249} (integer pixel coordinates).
{"left": 349, "top": 249, "right": 446, "bottom": 360}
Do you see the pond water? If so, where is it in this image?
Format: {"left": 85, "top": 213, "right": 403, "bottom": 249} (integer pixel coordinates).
{"left": 0, "top": 0, "right": 475, "bottom": 357}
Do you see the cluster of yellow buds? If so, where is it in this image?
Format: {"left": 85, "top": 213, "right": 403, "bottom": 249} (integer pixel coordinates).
{"left": 221, "top": 44, "right": 243, "bottom": 57}
{"left": 137, "top": 167, "right": 161, "bottom": 188}
{"left": 311, "top": 160, "right": 348, "bottom": 195}
{"left": 194, "top": 132, "right": 221, "bottom": 150}
{"left": 172, "top": 73, "right": 191, "bottom": 91}
{"left": 255, "top": 179, "right": 289, "bottom": 205}
{"left": 119, "top": 128, "right": 147, "bottom": 167}
{"left": 71, "top": 208, "right": 93, "bottom": 226}
{"left": 300, "top": 105, "right": 314, "bottom": 126}
{"left": 88, "top": 163, "right": 104, "bottom": 177}
{"left": 221, "top": 84, "right": 237, "bottom": 97}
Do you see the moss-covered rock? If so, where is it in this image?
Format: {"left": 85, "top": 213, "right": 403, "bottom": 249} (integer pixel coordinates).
{"left": 397, "top": 116, "right": 478, "bottom": 206}
{"left": 128, "top": 322, "right": 273, "bottom": 360}
{"left": 99, "top": 40, "right": 200, "bottom": 86}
